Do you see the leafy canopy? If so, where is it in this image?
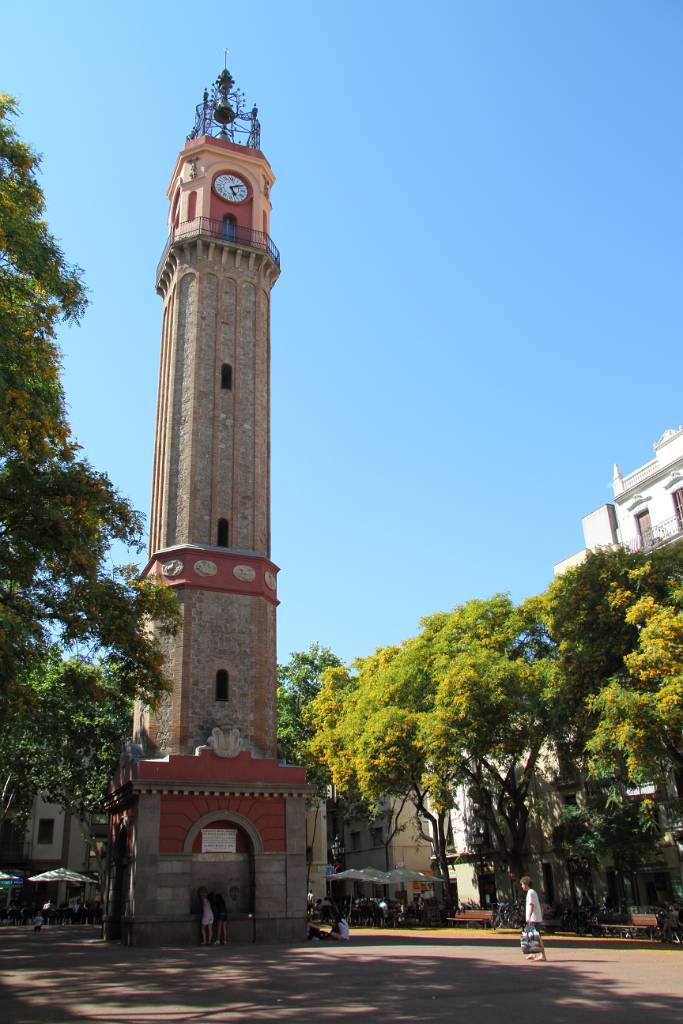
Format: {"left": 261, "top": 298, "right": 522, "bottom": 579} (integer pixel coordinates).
{"left": 277, "top": 643, "right": 342, "bottom": 797}
{"left": 0, "top": 95, "right": 178, "bottom": 713}
{"left": 546, "top": 543, "right": 683, "bottom": 782}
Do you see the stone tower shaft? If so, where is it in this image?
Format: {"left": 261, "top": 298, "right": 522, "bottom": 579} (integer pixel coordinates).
{"left": 150, "top": 236, "right": 276, "bottom": 557}
{"left": 136, "top": 129, "right": 281, "bottom": 760}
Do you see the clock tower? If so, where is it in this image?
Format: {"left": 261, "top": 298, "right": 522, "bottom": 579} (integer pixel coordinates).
{"left": 137, "top": 66, "right": 280, "bottom": 760}
{"left": 105, "top": 67, "right": 309, "bottom": 946}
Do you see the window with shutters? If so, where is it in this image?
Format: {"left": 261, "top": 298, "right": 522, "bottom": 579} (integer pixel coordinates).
{"left": 673, "top": 489, "right": 683, "bottom": 530}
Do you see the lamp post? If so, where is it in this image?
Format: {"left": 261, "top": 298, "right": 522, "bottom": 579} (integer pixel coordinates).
{"left": 330, "top": 834, "right": 345, "bottom": 910}
{"left": 331, "top": 834, "right": 345, "bottom": 873}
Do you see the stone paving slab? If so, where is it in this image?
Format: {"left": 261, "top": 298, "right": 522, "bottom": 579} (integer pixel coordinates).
{"left": 0, "top": 926, "right": 681, "bottom": 1024}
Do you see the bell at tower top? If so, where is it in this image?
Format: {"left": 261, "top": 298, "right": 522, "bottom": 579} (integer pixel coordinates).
{"left": 188, "top": 58, "right": 261, "bottom": 150}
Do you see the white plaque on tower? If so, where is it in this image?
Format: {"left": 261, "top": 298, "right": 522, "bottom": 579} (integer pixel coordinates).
{"left": 201, "top": 828, "right": 237, "bottom": 853}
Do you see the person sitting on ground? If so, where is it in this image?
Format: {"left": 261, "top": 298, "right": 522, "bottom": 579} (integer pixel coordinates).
{"left": 308, "top": 913, "right": 350, "bottom": 941}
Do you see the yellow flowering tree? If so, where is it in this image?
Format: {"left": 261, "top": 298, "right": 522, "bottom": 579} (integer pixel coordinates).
{"left": 308, "top": 595, "right": 556, "bottom": 898}
{"left": 546, "top": 543, "right": 683, "bottom": 785}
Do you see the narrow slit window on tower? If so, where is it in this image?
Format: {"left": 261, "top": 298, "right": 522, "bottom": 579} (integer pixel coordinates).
{"left": 217, "top": 518, "right": 229, "bottom": 547}
{"left": 221, "top": 363, "right": 232, "bottom": 390}
{"left": 215, "top": 669, "right": 229, "bottom": 701}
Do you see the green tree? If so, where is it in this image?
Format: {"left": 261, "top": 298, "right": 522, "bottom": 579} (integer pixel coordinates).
{"left": 309, "top": 595, "right": 556, "bottom": 898}
{"left": 0, "top": 95, "right": 178, "bottom": 714}
{"left": 554, "top": 785, "right": 660, "bottom": 905}
{"left": 308, "top": 646, "right": 458, "bottom": 901}
{"left": 546, "top": 543, "right": 683, "bottom": 782}
{"left": 277, "top": 643, "right": 343, "bottom": 794}
{"left": 277, "top": 644, "right": 343, "bottom": 891}
{"left": 0, "top": 655, "right": 134, "bottom": 879}
{"left": 426, "top": 594, "right": 556, "bottom": 881}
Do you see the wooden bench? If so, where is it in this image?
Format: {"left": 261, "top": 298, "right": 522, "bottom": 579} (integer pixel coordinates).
{"left": 539, "top": 918, "right": 562, "bottom": 933}
{"left": 447, "top": 910, "right": 494, "bottom": 928}
{"left": 600, "top": 914, "right": 660, "bottom": 940}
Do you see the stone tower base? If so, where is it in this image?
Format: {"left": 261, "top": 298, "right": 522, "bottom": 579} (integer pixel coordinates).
{"left": 104, "top": 750, "right": 309, "bottom": 946}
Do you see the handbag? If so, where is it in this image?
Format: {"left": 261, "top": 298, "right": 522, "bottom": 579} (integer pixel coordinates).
{"left": 520, "top": 923, "right": 542, "bottom": 955}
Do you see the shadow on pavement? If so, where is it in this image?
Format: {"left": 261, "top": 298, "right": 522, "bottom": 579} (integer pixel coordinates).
{"left": 0, "top": 926, "right": 681, "bottom": 1023}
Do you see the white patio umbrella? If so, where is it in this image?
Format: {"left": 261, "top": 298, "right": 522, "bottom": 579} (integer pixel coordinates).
{"left": 0, "top": 870, "right": 22, "bottom": 881}
{"left": 332, "top": 867, "right": 388, "bottom": 882}
{"left": 382, "top": 868, "right": 432, "bottom": 884}
{"left": 27, "top": 868, "right": 97, "bottom": 884}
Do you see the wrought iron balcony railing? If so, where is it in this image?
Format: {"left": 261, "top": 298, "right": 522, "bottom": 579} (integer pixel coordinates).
{"left": 627, "top": 513, "right": 683, "bottom": 553}
{"left": 157, "top": 217, "right": 280, "bottom": 283}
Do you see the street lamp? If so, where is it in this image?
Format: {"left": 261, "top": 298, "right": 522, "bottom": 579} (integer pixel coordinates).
{"left": 331, "top": 834, "right": 345, "bottom": 866}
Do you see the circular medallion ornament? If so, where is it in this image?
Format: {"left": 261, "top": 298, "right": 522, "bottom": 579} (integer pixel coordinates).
{"left": 233, "top": 564, "right": 256, "bottom": 582}
{"left": 161, "top": 559, "right": 184, "bottom": 577}
{"left": 194, "top": 559, "right": 218, "bottom": 577}
{"left": 214, "top": 173, "right": 249, "bottom": 203}
{"left": 264, "top": 571, "right": 277, "bottom": 591}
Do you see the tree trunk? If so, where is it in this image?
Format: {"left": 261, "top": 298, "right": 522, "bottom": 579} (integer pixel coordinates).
{"left": 411, "top": 788, "right": 456, "bottom": 906}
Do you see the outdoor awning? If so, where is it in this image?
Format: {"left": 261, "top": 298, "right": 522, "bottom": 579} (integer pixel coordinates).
{"left": 27, "top": 869, "right": 98, "bottom": 883}
{"left": 382, "top": 868, "right": 432, "bottom": 883}
{"left": 332, "top": 867, "right": 433, "bottom": 884}
{"left": 331, "top": 867, "right": 387, "bottom": 881}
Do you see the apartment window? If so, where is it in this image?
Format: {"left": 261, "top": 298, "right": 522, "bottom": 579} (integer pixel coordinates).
{"left": 221, "top": 363, "right": 232, "bottom": 390}
{"left": 217, "top": 518, "right": 229, "bottom": 547}
{"left": 370, "top": 826, "right": 383, "bottom": 848}
{"left": 674, "top": 489, "right": 683, "bottom": 529}
{"left": 350, "top": 831, "right": 361, "bottom": 852}
{"left": 215, "top": 670, "right": 229, "bottom": 701}
{"left": 37, "top": 819, "right": 54, "bottom": 845}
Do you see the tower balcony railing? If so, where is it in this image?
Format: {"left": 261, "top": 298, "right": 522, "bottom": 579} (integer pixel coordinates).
{"left": 157, "top": 217, "right": 280, "bottom": 282}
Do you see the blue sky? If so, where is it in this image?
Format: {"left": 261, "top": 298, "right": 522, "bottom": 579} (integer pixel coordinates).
{"left": 3, "top": 1, "right": 682, "bottom": 665}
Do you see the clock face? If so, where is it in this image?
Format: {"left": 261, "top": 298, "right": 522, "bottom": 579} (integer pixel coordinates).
{"left": 214, "top": 173, "right": 249, "bottom": 203}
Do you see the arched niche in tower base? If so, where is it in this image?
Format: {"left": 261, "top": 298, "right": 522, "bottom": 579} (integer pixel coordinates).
{"left": 184, "top": 812, "right": 260, "bottom": 917}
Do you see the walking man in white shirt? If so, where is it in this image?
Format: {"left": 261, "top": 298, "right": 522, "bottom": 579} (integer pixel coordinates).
{"left": 520, "top": 875, "right": 547, "bottom": 961}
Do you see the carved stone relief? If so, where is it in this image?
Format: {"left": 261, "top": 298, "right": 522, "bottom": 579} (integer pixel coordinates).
{"left": 194, "top": 559, "right": 218, "bottom": 576}
{"left": 161, "top": 559, "right": 184, "bottom": 577}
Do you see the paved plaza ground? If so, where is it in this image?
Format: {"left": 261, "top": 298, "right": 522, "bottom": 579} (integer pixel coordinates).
{"left": 1, "top": 925, "right": 681, "bottom": 1023}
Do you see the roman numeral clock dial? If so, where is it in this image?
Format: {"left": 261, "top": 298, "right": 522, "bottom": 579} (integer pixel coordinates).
{"left": 214, "top": 173, "right": 249, "bottom": 202}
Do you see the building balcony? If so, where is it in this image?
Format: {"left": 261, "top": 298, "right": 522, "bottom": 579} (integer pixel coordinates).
{"left": 156, "top": 217, "right": 280, "bottom": 286}
{"left": 627, "top": 513, "right": 683, "bottom": 553}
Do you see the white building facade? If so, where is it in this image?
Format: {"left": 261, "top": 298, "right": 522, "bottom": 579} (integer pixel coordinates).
{"left": 555, "top": 425, "right": 683, "bottom": 575}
